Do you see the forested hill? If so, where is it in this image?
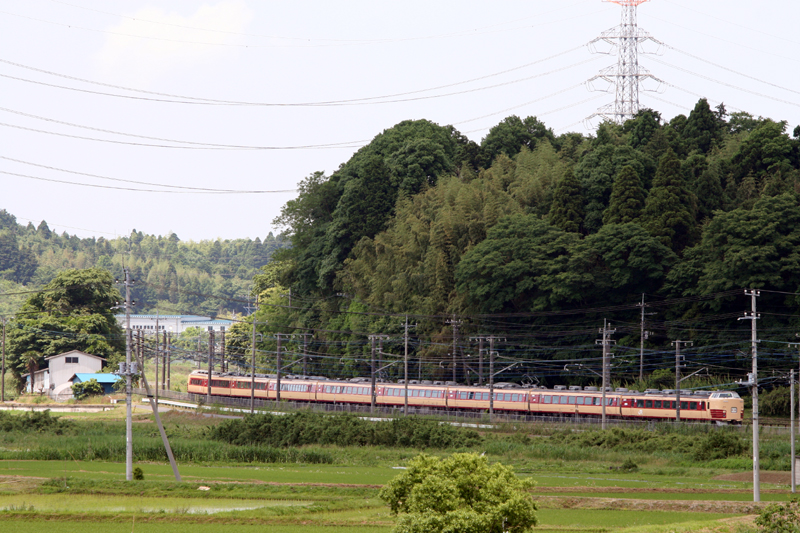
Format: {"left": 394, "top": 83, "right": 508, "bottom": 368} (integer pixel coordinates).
{"left": 0, "top": 213, "right": 284, "bottom": 316}
{"left": 254, "top": 100, "right": 800, "bottom": 386}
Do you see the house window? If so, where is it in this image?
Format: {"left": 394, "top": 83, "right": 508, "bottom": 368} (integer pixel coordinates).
{"left": 65, "top": 357, "right": 79, "bottom": 364}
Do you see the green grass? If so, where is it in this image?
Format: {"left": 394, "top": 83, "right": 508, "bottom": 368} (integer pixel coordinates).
{"left": 0, "top": 520, "right": 391, "bottom": 533}
{"left": 0, "top": 460, "right": 398, "bottom": 485}
{"left": 537, "top": 509, "right": 738, "bottom": 528}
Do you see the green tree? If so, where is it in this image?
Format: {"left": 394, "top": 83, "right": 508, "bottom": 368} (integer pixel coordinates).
{"left": 548, "top": 168, "right": 584, "bottom": 233}
{"left": 71, "top": 378, "right": 104, "bottom": 400}
{"left": 379, "top": 453, "right": 537, "bottom": 533}
{"left": 626, "top": 108, "right": 661, "bottom": 149}
{"left": 6, "top": 268, "right": 124, "bottom": 381}
{"left": 603, "top": 165, "right": 645, "bottom": 225}
{"left": 641, "top": 150, "right": 697, "bottom": 252}
{"left": 454, "top": 215, "right": 583, "bottom": 313}
{"left": 480, "top": 115, "right": 553, "bottom": 163}
{"left": 683, "top": 98, "right": 721, "bottom": 153}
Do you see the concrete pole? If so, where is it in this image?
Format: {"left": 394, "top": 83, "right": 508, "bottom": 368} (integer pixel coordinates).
{"left": 207, "top": 328, "right": 214, "bottom": 404}
{"left": 489, "top": 337, "right": 495, "bottom": 421}
{"left": 404, "top": 316, "right": 409, "bottom": 416}
{"left": 370, "top": 335, "right": 376, "bottom": 413}
{"left": 250, "top": 316, "right": 257, "bottom": 414}
{"left": 276, "top": 334, "right": 283, "bottom": 403}
{"left": 789, "top": 369, "right": 797, "bottom": 494}
{"left": 746, "top": 289, "right": 760, "bottom": 502}
{"left": 124, "top": 268, "right": 133, "bottom": 482}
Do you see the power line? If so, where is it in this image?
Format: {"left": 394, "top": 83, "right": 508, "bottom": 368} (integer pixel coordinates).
{"left": 0, "top": 121, "right": 366, "bottom": 150}
{"left": 0, "top": 155, "right": 298, "bottom": 193}
{"left": 0, "top": 169, "right": 297, "bottom": 194}
{"left": 650, "top": 57, "right": 800, "bottom": 109}
{"left": 0, "top": 45, "right": 587, "bottom": 107}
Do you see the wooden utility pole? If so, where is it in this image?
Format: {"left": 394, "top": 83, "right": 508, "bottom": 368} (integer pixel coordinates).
{"left": 446, "top": 315, "right": 462, "bottom": 383}
{"left": 1, "top": 316, "right": 8, "bottom": 402}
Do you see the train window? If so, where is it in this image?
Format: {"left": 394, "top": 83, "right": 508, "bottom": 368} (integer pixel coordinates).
{"left": 654, "top": 401, "right": 662, "bottom": 408}
{"left": 482, "top": 393, "right": 489, "bottom": 400}
{"left": 257, "top": 382, "right": 266, "bottom": 390}
{"left": 568, "top": 396, "right": 576, "bottom": 405}
{"left": 344, "top": 387, "right": 350, "bottom": 394}
{"left": 634, "top": 399, "right": 643, "bottom": 408}
{"left": 576, "top": 397, "right": 584, "bottom": 405}
{"left": 325, "top": 386, "right": 331, "bottom": 393}
{"left": 680, "top": 401, "right": 688, "bottom": 410}
{"left": 645, "top": 400, "right": 652, "bottom": 408}
{"left": 606, "top": 398, "right": 613, "bottom": 406}
{"left": 560, "top": 396, "right": 568, "bottom": 404}
{"left": 700, "top": 402, "right": 705, "bottom": 410}
{"left": 543, "top": 395, "right": 552, "bottom": 404}
{"left": 690, "top": 402, "right": 697, "bottom": 410}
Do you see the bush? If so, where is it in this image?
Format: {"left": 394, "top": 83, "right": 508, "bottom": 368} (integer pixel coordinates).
{"left": 72, "top": 379, "right": 104, "bottom": 400}
{"left": 133, "top": 467, "right": 144, "bottom": 480}
{"left": 692, "top": 431, "right": 748, "bottom": 461}
{"left": 0, "top": 410, "right": 72, "bottom": 434}
{"left": 755, "top": 498, "right": 800, "bottom": 533}
{"left": 210, "top": 412, "right": 482, "bottom": 449}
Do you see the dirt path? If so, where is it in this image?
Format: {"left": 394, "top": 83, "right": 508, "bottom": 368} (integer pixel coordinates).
{"left": 535, "top": 495, "right": 769, "bottom": 514}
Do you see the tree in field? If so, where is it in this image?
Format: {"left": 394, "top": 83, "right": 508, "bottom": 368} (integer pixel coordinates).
{"left": 380, "top": 453, "right": 537, "bottom": 533}
{"left": 603, "top": 165, "right": 645, "bottom": 225}
{"left": 6, "top": 268, "right": 124, "bottom": 382}
{"left": 548, "top": 168, "right": 584, "bottom": 233}
{"left": 641, "top": 150, "right": 697, "bottom": 252}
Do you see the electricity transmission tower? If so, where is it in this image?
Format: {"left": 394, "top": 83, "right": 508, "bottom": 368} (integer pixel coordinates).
{"left": 587, "top": 0, "right": 663, "bottom": 124}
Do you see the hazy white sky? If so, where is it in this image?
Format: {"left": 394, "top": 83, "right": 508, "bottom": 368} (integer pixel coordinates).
{"left": 1, "top": 0, "right": 798, "bottom": 242}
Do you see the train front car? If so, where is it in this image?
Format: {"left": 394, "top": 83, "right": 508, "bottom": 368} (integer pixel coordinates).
{"left": 707, "top": 391, "right": 744, "bottom": 424}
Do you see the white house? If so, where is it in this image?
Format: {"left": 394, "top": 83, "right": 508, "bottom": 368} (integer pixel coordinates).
{"left": 24, "top": 350, "right": 106, "bottom": 399}
{"left": 114, "top": 314, "right": 233, "bottom": 334}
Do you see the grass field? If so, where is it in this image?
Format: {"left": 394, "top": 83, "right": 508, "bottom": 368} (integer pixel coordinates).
{"left": 1, "top": 404, "right": 793, "bottom": 532}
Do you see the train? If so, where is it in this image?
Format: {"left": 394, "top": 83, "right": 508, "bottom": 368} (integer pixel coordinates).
{"left": 187, "top": 370, "right": 744, "bottom": 424}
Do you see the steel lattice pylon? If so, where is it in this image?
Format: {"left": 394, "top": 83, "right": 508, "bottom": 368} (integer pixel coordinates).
{"left": 587, "top": 0, "right": 663, "bottom": 124}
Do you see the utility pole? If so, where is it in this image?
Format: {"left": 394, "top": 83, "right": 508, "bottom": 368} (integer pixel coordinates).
{"left": 207, "top": 327, "right": 214, "bottom": 404}
{"left": 672, "top": 340, "right": 692, "bottom": 422}
{"left": 132, "top": 336, "right": 181, "bottom": 482}
{"left": 250, "top": 317, "right": 257, "bottom": 413}
{"left": 276, "top": 333, "right": 284, "bottom": 403}
{"left": 404, "top": 317, "right": 409, "bottom": 416}
{"left": 791, "top": 369, "right": 796, "bottom": 494}
{"left": 740, "top": 289, "right": 761, "bottom": 502}
{"left": 636, "top": 294, "right": 653, "bottom": 381}
{"left": 166, "top": 331, "right": 171, "bottom": 391}
{"left": 220, "top": 327, "right": 226, "bottom": 373}
{"left": 299, "top": 333, "right": 313, "bottom": 376}
{"left": 596, "top": 320, "right": 616, "bottom": 430}
{"left": 788, "top": 337, "right": 800, "bottom": 494}
{"left": 120, "top": 268, "right": 134, "bottom": 481}
{"left": 154, "top": 314, "right": 159, "bottom": 405}
{"left": 446, "top": 315, "right": 462, "bottom": 383}
{"left": 1, "top": 316, "right": 9, "bottom": 403}
{"left": 368, "top": 334, "right": 389, "bottom": 413}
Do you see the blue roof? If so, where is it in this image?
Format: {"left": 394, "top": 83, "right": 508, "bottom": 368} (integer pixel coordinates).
{"left": 73, "top": 373, "right": 122, "bottom": 384}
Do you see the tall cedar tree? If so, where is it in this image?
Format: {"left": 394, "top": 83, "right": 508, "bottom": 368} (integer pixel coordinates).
{"left": 548, "top": 168, "right": 584, "bottom": 233}
{"left": 603, "top": 165, "right": 646, "bottom": 225}
{"left": 641, "top": 150, "right": 697, "bottom": 252}
{"left": 683, "top": 98, "right": 721, "bottom": 153}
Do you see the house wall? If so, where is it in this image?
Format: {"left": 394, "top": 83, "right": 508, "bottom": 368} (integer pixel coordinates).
{"left": 49, "top": 354, "right": 104, "bottom": 389}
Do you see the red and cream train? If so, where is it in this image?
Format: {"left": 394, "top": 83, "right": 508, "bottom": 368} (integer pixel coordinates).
{"left": 187, "top": 370, "right": 744, "bottom": 424}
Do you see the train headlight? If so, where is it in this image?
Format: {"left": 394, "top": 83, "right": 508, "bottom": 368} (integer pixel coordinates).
{"left": 731, "top": 407, "right": 737, "bottom": 413}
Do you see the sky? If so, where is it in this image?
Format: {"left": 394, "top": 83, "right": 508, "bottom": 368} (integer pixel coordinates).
{"left": 0, "top": 0, "right": 798, "bottom": 242}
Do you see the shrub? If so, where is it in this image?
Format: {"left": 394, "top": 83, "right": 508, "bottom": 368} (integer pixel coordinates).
{"left": 210, "top": 412, "right": 482, "bottom": 449}
{"left": 755, "top": 498, "right": 800, "bottom": 533}
{"left": 692, "top": 430, "right": 747, "bottom": 461}
{"left": 72, "top": 379, "right": 104, "bottom": 400}
{"left": 133, "top": 467, "right": 144, "bottom": 481}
